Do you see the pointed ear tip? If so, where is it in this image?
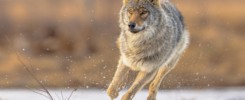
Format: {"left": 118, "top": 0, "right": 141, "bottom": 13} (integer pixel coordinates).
{"left": 156, "top": 0, "right": 163, "bottom": 6}
{"left": 149, "top": 0, "right": 161, "bottom": 5}
{"left": 123, "top": 0, "right": 128, "bottom": 4}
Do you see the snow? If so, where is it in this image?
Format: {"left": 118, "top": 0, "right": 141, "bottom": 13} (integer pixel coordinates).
{"left": 0, "top": 88, "right": 245, "bottom": 100}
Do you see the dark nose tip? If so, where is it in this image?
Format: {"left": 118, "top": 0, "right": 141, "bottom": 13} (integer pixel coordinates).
{"left": 128, "top": 22, "right": 136, "bottom": 29}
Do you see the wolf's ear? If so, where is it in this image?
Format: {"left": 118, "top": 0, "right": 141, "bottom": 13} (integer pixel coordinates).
{"left": 149, "top": 0, "right": 161, "bottom": 6}
{"left": 123, "top": 0, "right": 129, "bottom": 4}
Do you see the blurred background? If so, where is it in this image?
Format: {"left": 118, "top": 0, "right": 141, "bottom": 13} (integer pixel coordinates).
{"left": 0, "top": 0, "right": 244, "bottom": 90}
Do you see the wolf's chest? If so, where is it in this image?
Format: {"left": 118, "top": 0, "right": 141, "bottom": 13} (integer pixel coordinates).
{"left": 120, "top": 41, "right": 163, "bottom": 70}
{"left": 120, "top": 49, "right": 162, "bottom": 72}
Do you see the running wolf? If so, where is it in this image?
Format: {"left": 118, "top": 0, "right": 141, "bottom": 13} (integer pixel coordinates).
{"left": 107, "top": 0, "right": 189, "bottom": 100}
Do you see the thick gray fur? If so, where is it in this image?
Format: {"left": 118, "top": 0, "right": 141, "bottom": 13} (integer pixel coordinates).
{"left": 107, "top": 0, "right": 189, "bottom": 100}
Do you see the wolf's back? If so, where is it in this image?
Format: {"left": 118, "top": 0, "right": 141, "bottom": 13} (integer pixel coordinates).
{"left": 162, "top": 1, "right": 186, "bottom": 42}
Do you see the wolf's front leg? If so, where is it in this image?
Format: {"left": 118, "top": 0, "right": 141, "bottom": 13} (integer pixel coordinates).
{"left": 147, "top": 67, "right": 170, "bottom": 100}
{"left": 121, "top": 70, "right": 157, "bottom": 100}
{"left": 107, "top": 59, "right": 130, "bottom": 100}
{"left": 147, "top": 56, "right": 180, "bottom": 100}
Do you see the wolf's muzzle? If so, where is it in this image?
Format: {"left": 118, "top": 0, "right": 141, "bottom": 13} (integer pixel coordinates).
{"left": 128, "top": 22, "right": 145, "bottom": 33}
{"left": 128, "top": 22, "right": 136, "bottom": 30}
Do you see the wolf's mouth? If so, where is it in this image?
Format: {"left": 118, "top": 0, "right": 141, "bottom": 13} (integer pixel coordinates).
{"left": 129, "top": 27, "right": 145, "bottom": 33}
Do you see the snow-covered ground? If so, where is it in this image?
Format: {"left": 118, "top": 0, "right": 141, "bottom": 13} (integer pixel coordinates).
{"left": 0, "top": 88, "right": 245, "bottom": 100}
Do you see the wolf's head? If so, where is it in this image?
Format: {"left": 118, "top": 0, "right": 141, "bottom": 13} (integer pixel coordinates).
{"left": 120, "top": 0, "right": 164, "bottom": 34}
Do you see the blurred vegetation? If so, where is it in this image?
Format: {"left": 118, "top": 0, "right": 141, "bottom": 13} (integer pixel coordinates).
{"left": 0, "top": 0, "right": 244, "bottom": 89}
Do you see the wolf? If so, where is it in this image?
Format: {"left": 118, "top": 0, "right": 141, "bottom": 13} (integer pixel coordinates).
{"left": 107, "top": 0, "right": 189, "bottom": 100}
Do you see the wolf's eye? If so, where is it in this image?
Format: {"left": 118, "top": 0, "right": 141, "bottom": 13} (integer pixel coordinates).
{"left": 140, "top": 11, "right": 148, "bottom": 16}
{"left": 128, "top": 8, "right": 134, "bottom": 15}
{"left": 128, "top": 11, "right": 133, "bottom": 15}
{"left": 140, "top": 11, "right": 147, "bottom": 15}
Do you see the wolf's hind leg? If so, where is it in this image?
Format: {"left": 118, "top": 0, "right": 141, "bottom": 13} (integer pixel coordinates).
{"left": 147, "top": 55, "right": 180, "bottom": 100}
{"left": 122, "top": 70, "right": 157, "bottom": 100}
{"left": 107, "top": 59, "right": 130, "bottom": 99}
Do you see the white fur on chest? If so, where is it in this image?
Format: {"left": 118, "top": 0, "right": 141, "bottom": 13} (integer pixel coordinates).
{"left": 121, "top": 52, "right": 164, "bottom": 73}
{"left": 119, "top": 31, "right": 159, "bottom": 72}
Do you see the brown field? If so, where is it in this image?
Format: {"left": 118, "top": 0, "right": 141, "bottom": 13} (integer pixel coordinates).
{"left": 0, "top": 0, "right": 244, "bottom": 89}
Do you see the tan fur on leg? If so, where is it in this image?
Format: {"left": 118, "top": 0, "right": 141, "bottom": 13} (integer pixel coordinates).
{"left": 107, "top": 59, "right": 130, "bottom": 99}
{"left": 122, "top": 71, "right": 157, "bottom": 100}
{"left": 147, "top": 67, "right": 169, "bottom": 100}
{"left": 147, "top": 55, "right": 180, "bottom": 100}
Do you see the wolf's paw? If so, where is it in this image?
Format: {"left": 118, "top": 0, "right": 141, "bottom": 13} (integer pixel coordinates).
{"left": 107, "top": 87, "right": 119, "bottom": 99}
{"left": 147, "top": 94, "right": 156, "bottom": 100}
{"left": 147, "top": 96, "right": 156, "bottom": 100}
{"left": 121, "top": 93, "right": 133, "bottom": 100}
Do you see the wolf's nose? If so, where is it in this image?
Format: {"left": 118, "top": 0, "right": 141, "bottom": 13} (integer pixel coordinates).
{"left": 128, "top": 22, "right": 136, "bottom": 29}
